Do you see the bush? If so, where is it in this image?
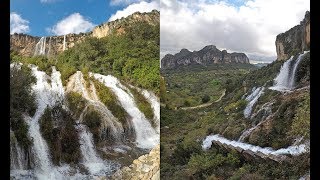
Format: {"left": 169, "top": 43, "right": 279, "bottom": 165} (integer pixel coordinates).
{"left": 125, "top": 85, "right": 154, "bottom": 122}
{"left": 83, "top": 107, "right": 102, "bottom": 144}
{"left": 289, "top": 94, "right": 310, "bottom": 139}
{"left": 66, "top": 92, "right": 87, "bottom": 119}
{"left": 93, "top": 79, "right": 128, "bottom": 124}
{"left": 39, "top": 105, "right": 80, "bottom": 165}
{"left": 202, "top": 95, "right": 210, "bottom": 103}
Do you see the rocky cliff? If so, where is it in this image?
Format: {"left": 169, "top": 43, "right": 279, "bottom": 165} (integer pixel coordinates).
{"left": 10, "top": 10, "right": 159, "bottom": 57}
{"left": 275, "top": 11, "right": 310, "bottom": 61}
{"left": 161, "top": 45, "right": 249, "bottom": 69}
{"left": 111, "top": 144, "right": 160, "bottom": 180}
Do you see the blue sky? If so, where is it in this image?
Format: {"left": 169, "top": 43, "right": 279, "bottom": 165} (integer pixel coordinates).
{"left": 10, "top": 0, "right": 159, "bottom": 36}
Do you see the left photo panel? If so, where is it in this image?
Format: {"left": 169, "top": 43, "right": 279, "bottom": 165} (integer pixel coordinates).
{"left": 10, "top": 0, "right": 160, "bottom": 179}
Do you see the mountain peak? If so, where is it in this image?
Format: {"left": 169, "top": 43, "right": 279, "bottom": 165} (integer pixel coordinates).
{"left": 161, "top": 45, "right": 249, "bottom": 69}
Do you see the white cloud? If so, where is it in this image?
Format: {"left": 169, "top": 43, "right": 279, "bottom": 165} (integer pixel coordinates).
{"left": 110, "top": 0, "right": 144, "bottom": 6}
{"left": 108, "top": 1, "right": 159, "bottom": 21}
{"left": 160, "top": 0, "right": 310, "bottom": 62}
{"left": 40, "top": 0, "right": 58, "bottom": 3}
{"left": 10, "top": 12, "right": 30, "bottom": 34}
{"left": 48, "top": 13, "right": 95, "bottom": 35}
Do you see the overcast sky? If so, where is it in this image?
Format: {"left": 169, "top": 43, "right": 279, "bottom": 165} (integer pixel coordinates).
{"left": 160, "top": 0, "right": 310, "bottom": 63}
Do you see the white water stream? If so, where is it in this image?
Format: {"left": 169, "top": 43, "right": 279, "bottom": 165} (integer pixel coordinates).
{"left": 92, "top": 73, "right": 159, "bottom": 149}
{"left": 269, "top": 51, "right": 309, "bottom": 92}
{"left": 243, "top": 87, "right": 265, "bottom": 118}
{"left": 202, "top": 134, "right": 308, "bottom": 156}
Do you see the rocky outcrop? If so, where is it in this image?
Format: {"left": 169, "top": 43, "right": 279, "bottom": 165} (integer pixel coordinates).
{"left": 10, "top": 10, "right": 159, "bottom": 57}
{"left": 276, "top": 11, "right": 310, "bottom": 61}
{"left": 161, "top": 45, "right": 249, "bottom": 69}
{"left": 111, "top": 144, "right": 160, "bottom": 180}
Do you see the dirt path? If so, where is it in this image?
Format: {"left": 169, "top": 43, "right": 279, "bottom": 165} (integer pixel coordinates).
{"left": 180, "top": 89, "right": 226, "bottom": 110}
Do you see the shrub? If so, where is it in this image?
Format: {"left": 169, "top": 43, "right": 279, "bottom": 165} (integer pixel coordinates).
{"left": 125, "top": 85, "right": 154, "bottom": 122}
{"left": 289, "top": 94, "right": 310, "bottom": 139}
{"left": 39, "top": 105, "right": 80, "bottom": 165}
{"left": 66, "top": 92, "right": 87, "bottom": 119}
{"left": 93, "top": 79, "right": 128, "bottom": 124}
{"left": 83, "top": 107, "right": 102, "bottom": 144}
{"left": 202, "top": 95, "right": 210, "bottom": 103}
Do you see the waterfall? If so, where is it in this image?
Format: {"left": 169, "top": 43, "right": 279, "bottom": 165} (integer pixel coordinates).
{"left": 66, "top": 71, "right": 124, "bottom": 142}
{"left": 24, "top": 65, "right": 65, "bottom": 179}
{"left": 141, "top": 90, "right": 160, "bottom": 133}
{"left": 92, "top": 73, "right": 159, "bottom": 149}
{"left": 269, "top": 51, "right": 309, "bottom": 91}
{"left": 127, "top": 84, "right": 160, "bottom": 134}
{"left": 10, "top": 130, "right": 28, "bottom": 170}
{"left": 239, "top": 102, "right": 273, "bottom": 141}
{"left": 63, "top": 35, "right": 66, "bottom": 51}
{"left": 243, "top": 87, "right": 265, "bottom": 118}
{"left": 34, "top": 37, "right": 47, "bottom": 56}
{"left": 77, "top": 124, "right": 119, "bottom": 176}
{"left": 202, "top": 134, "right": 308, "bottom": 156}
{"left": 47, "top": 37, "right": 51, "bottom": 57}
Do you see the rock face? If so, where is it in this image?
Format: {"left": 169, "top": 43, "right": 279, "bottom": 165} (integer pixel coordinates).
{"left": 111, "top": 144, "right": 160, "bottom": 180}
{"left": 10, "top": 10, "right": 159, "bottom": 57}
{"left": 161, "top": 45, "right": 249, "bottom": 69}
{"left": 275, "top": 11, "right": 310, "bottom": 61}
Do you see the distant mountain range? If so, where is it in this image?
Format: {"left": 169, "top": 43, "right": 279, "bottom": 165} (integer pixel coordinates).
{"left": 161, "top": 45, "right": 249, "bottom": 69}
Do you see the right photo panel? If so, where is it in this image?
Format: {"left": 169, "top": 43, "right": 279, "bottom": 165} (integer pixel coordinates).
{"left": 160, "top": 0, "right": 310, "bottom": 179}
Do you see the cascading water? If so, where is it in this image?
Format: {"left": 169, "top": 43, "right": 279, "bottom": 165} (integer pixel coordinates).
{"left": 34, "top": 37, "right": 47, "bottom": 56}
{"left": 63, "top": 35, "right": 66, "bottom": 51}
{"left": 77, "top": 124, "right": 120, "bottom": 176}
{"left": 141, "top": 90, "right": 160, "bottom": 133}
{"left": 239, "top": 102, "right": 273, "bottom": 142}
{"left": 92, "top": 73, "right": 159, "bottom": 149}
{"left": 66, "top": 71, "right": 124, "bottom": 142}
{"left": 243, "top": 87, "right": 265, "bottom": 118}
{"left": 127, "top": 84, "right": 160, "bottom": 134}
{"left": 202, "top": 134, "right": 308, "bottom": 156}
{"left": 10, "top": 130, "right": 29, "bottom": 170}
{"left": 47, "top": 37, "right": 51, "bottom": 57}
{"left": 24, "top": 65, "right": 65, "bottom": 179}
{"left": 269, "top": 51, "right": 309, "bottom": 91}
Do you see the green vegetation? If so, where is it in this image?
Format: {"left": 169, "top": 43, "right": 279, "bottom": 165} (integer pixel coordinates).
{"left": 124, "top": 84, "right": 155, "bottom": 124}
{"left": 11, "top": 20, "right": 159, "bottom": 93}
{"left": 66, "top": 92, "right": 87, "bottom": 119}
{"left": 93, "top": 79, "right": 128, "bottom": 124}
{"left": 39, "top": 105, "right": 81, "bottom": 165}
{"left": 161, "top": 64, "right": 255, "bottom": 108}
{"left": 289, "top": 94, "right": 310, "bottom": 139}
{"left": 10, "top": 63, "right": 36, "bottom": 150}
{"left": 160, "top": 58, "right": 310, "bottom": 179}
{"left": 83, "top": 106, "right": 103, "bottom": 144}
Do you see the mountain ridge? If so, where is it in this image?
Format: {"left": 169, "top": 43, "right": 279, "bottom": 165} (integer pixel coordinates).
{"left": 10, "top": 10, "right": 159, "bottom": 57}
{"left": 161, "top": 45, "right": 250, "bottom": 69}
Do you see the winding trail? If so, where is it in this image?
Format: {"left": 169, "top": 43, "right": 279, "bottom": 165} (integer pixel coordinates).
{"left": 180, "top": 89, "right": 226, "bottom": 110}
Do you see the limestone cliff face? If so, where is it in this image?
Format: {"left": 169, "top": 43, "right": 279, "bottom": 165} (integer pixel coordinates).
{"left": 111, "top": 144, "right": 160, "bottom": 180}
{"left": 275, "top": 11, "right": 310, "bottom": 61}
{"left": 92, "top": 10, "right": 159, "bottom": 38}
{"left": 161, "top": 45, "right": 249, "bottom": 69}
{"left": 10, "top": 10, "right": 159, "bottom": 57}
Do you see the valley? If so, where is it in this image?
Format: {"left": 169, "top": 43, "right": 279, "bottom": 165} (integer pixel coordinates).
{"left": 160, "top": 11, "right": 310, "bottom": 180}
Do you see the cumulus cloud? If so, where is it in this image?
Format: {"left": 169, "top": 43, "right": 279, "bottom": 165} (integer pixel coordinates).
{"left": 110, "top": 0, "right": 144, "bottom": 6}
{"left": 160, "top": 0, "right": 310, "bottom": 62}
{"left": 10, "top": 12, "right": 30, "bottom": 34}
{"left": 48, "top": 13, "right": 95, "bottom": 35}
{"left": 108, "top": 1, "right": 159, "bottom": 21}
